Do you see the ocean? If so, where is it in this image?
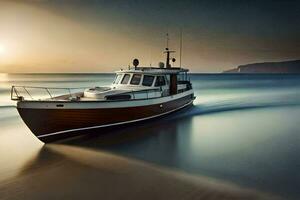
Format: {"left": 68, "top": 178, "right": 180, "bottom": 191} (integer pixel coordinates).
{"left": 0, "top": 73, "right": 299, "bottom": 199}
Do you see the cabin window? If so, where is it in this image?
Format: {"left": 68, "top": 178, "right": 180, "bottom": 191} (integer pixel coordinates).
{"left": 113, "top": 74, "right": 122, "bottom": 84}
{"left": 142, "top": 75, "right": 155, "bottom": 86}
{"left": 130, "top": 74, "right": 142, "bottom": 85}
{"left": 121, "top": 74, "right": 131, "bottom": 84}
{"left": 155, "top": 76, "right": 166, "bottom": 86}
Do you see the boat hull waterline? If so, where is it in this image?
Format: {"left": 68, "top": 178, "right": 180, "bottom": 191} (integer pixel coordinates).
{"left": 17, "top": 91, "right": 194, "bottom": 142}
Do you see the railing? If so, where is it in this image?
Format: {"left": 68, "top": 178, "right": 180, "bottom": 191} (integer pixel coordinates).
{"left": 10, "top": 86, "right": 167, "bottom": 102}
{"left": 11, "top": 86, "right": 88, "bottom": 101}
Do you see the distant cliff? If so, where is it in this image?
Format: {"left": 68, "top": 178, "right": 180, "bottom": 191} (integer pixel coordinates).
{"left": 223, "top": 60, "right": 300, "bottom": 73}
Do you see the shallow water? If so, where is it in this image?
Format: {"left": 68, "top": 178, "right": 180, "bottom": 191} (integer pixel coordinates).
{"left": 0, "top": 73, "right": 300, "bottom": 199}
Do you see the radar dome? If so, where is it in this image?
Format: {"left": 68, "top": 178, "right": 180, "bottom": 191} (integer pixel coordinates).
{"left": 133, "top": 59, "right": 139, "bottom": 67}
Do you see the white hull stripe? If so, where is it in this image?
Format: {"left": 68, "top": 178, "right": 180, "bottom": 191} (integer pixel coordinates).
{"left": 37, "top": 100, "right": 193, "bottom": 139}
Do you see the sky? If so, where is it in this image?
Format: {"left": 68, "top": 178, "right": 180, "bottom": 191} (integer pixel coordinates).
{"left": 0, "top": 0, "right": 299, "bottom": 73}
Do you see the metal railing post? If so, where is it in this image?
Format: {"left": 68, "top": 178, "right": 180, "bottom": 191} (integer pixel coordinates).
{"left": 68, "top": 88, "right": 72, "bottom": 98}
{"left": 23, "top": 87, "right": 33, "bottom": 100}
{"left": 10, "top": 86, "right": 14, "bottom": 100}
{"left": 14, "top": 87, "right": 20, "bottom": 98}
{"left": 46, "top": 88, "right": 53, "bottom": 99}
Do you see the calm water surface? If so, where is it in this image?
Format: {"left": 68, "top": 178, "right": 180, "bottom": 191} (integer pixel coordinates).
{"left": 0, "top": 73, "right": 299, "bottom": 199}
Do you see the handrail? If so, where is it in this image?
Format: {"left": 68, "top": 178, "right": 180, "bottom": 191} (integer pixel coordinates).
{"left": 11, "top": 86, "right": 89, "bottom": 101}
{"left": 10, "top": 85, "right": 167, "bottom": 102}
{"left": 12, "top": 86, "right": 88, "bottom": 90}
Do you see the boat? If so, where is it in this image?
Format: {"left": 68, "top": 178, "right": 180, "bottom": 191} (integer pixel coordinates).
{"left": 11, "top": 45, "right": 195, "bottom": 143}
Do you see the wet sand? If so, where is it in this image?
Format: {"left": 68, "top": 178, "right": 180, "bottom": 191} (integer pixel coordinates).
{"left": 0, "top": 144, "right": 280, "bottom": 200}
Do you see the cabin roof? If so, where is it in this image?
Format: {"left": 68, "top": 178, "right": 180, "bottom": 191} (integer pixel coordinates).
{"left": 116, "top": 67, "right": 189, "bottom": 74}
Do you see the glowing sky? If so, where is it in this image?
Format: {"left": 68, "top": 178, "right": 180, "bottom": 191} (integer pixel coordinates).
{"left": 0, "top": 0, "right": 299, "bottom": 73}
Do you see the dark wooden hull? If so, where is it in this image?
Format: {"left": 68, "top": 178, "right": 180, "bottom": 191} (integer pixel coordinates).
{"left": 17, "top": 94, "right": 194, "bottom": 143}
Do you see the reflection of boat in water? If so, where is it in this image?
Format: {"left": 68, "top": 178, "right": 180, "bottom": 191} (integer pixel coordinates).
{"left": 11, "top": 44, "right": 195, "bottom": 143}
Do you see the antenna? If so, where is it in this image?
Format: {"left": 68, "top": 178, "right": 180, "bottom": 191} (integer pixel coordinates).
{"left": 179, "top": 29, "right": 182, "bottom": 68}
{"left": 149, "top": 48, "right": 152, "bottom": 67}
{"left": 166, "top": 33, "right": 169, "bottom": 49}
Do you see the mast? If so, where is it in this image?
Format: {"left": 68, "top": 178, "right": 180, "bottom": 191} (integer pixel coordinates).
{"left": 179, "top": 29, "right": 182, "bottom": 68}
{"left": 163, "top": 33, "right": 178, "bottom": 95}
{"left": 164, "top": 33, "right": 175, "bottom": 68}
{"left": 166, "top": 48, "right": 170, "bottom": 68}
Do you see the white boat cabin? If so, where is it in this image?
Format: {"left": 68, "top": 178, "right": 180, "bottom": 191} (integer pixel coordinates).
{"left": 82, "top": 67, "right": 191, "bottom": 101}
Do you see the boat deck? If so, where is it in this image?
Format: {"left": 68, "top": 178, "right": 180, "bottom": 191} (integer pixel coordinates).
{"left": 11, "top": 86, "right": 175, "bottom": 102}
